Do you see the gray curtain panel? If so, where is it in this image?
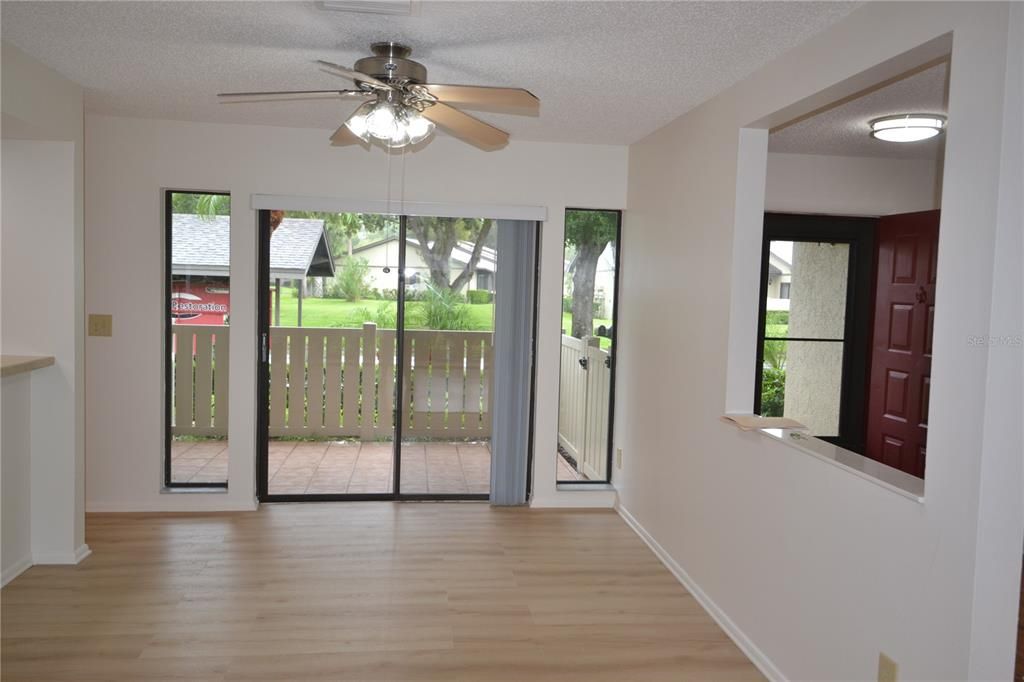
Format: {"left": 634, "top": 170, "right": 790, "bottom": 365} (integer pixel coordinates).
{"left": 489, "top": 220, "right": 538, "bottom": 505}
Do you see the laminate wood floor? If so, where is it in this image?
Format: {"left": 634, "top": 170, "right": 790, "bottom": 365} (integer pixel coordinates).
{"left": 1, "top": 503, "right": 763, "bottom": 681}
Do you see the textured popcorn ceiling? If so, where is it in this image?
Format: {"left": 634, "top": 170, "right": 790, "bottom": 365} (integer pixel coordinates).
{"left": 1, "top": 1, "right": 859, "bottom": 145}
{"left": 770, "top": 62, "right": 948, "bottom": 159}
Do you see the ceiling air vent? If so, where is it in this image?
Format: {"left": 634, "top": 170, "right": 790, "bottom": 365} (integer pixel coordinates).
{"left": 319, "top": 0, "right": 414, "bottom": 16}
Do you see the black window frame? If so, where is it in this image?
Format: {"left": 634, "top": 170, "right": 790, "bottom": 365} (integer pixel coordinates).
{"left": 754, "top": 212, "right": 877, "bottom": 454}
{"left": 557, "top": 208, "right": 622, "bottom": 485}
{"left": 164, "top": 189, "right": 231, "bottom": 490}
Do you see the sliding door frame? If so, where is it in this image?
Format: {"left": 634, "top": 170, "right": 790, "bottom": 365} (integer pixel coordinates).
{"left": 256, "top": 210, "right": 529, "bottom": 503}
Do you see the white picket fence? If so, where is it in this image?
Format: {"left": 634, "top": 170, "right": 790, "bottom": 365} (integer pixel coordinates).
{"left": 171, "top": 323, "right": 493, "bottom": 440}
{"left": 557, "top": 335, "right": 611, "bottom": 480}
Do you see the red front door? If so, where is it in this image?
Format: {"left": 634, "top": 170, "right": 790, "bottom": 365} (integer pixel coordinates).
{"left": 865, "top": 210, "right": 939, "bottom": 478}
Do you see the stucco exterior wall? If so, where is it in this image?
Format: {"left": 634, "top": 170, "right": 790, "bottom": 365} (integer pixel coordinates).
{"left": 782, "top": 241, "right": 849, "bottom": 434}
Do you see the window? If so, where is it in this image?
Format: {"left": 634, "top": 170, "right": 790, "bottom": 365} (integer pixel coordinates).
{"left": 755, "top": 213, "right": 875, "bottom": 453}
{"left": 165, "top": 191, "right": 230, "bottom": 488}
{"left": 556, "top": 209, "right": 621, "bottom": 483}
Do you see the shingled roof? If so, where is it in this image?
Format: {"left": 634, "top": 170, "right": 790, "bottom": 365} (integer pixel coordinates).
{"left": 171, "top": 214, "right": 335, "bottom": 280}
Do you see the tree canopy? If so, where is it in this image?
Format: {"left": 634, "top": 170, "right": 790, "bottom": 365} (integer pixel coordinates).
{"left": 564, "top": 210, "right": 618, "bottom": 338}
{"left": 564, "top": 209, "right": 618, "bottom": 250}
{"left": 171, "top": 192, "right": 230, "bottom": 216}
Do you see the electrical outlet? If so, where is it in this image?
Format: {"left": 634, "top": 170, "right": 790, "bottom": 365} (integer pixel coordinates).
{"left": 88, "top": 314, "right": 112, "bottom": 337}
{"left": 615, "top": 447, "right": 623, "bottom": 468}
{"left": 878, "top": 653, "right": 898, "bottom": 682}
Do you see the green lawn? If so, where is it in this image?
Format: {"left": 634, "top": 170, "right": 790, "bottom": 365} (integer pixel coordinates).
{"left": 764, "top": 310, "right": 789, "bottom": 339}
{"left": 276, "top": 291, "right": 495, "bottom": 330}
{"left": 275, "top": 290, "right": 612, "bottom": 346}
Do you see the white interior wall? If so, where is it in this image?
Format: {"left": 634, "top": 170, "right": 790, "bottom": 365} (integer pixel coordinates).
{"left": 765, "top": 152, "right": 939, "bottom": 216}
{"left": 1, "top": 373, "right": 32, "bottom": 584}
{"left": 84, "top": 115, "right": 626, "bottom": 511}
{"left": 619, "top": 3, "right": 1021, "bottom": 681}
{"left": 967, "top": 2, "right": 1023, "bottom": 676}
{"left": 1, "top": 43, "right": 87, "bottom": 565}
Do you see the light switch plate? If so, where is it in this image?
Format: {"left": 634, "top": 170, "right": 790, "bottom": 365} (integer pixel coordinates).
{"left": 88, "top": 314, "right": 112, "bottom": 337}
{"left": 878, "top": 653, "right": 898, "bottom": 682}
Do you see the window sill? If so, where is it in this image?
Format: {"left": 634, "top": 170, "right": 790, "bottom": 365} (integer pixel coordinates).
{"left": 161, "top": 485, "right": 228, "bottom": 494}
{"left": 757, "top": 428, "right": 924, "bottom": 502}
{"left": 556, "top": 482, "right": 615, "bottom": 492}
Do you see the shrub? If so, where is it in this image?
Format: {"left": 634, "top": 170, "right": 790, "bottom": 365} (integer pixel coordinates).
{"left": 414, "top": 283, "right": 471, "bottom": 330}
{"left": 762, "top": 339, "right": 787, "bottom": 370}
{"left": 351, "top": 303, "right": 397, "bottom": 329}
{"left": 327, "top": 256, "right": 370, "bottom": 302}
{"left": 760, "top": 366, "right": 786, "bottom": 417}
{"left": 467, "top": 289, "right": 493, "bottom": 304}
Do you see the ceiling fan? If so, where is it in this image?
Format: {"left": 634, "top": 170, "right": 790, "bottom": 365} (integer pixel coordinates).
{"left": 218, "top": 42, "right": 539, "bottom": 151}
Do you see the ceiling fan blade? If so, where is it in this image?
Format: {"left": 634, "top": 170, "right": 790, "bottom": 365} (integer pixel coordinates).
{"left": 330, "top": 124, "right": 363, "bottom": 147}
{"left": 421, "top": 103, "right": 509, "bottom": 151}
{"left": 316, "top": 60, "right": 393, "bottom": 90}
{"left": 218, "top": 89, "right": 367, "bottom": 98}
{"left": 420, "top": 84, "right": 539, "bottom": 115}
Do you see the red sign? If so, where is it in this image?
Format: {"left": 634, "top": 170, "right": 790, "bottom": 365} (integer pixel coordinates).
{"left": 171, "top": 278, "right": 229, "bottom": 326}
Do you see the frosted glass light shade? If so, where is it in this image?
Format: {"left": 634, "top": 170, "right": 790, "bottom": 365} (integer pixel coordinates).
{"left": 343, "top": 100, "right": 436, "bottom": 148}
{"left": 870, "top": 115, "right": 946, "bottom": 143}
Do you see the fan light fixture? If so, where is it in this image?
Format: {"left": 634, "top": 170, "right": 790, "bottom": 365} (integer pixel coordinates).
{"left": 869, "top": 114, "right": 946, "bottom": 143}
{"left": 345, "top": 92, "right": 435, "bottom": 148}
{"left": 219, "top": 42, "right": 539, "bottom": 152}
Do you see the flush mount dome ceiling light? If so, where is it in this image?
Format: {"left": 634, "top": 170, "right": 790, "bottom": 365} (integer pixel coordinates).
{"left": 869, "top": 114, "right": 946, "bottom": 143}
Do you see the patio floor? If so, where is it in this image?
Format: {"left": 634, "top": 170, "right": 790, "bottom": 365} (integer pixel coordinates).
{"left": 171, "top": 438, "right": 493, "bottom": 495}
{"left": 172, "top": 438, "right": 588, "bottom": 492}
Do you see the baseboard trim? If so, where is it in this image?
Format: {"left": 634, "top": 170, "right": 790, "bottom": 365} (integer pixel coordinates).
{"left": 86, "top": 500, "right": 258, "bottom": 513}
{"left": 74, "top": 543, "right": 92, "bottom": 563}
{"left": 615, "top": 503, "right": 785, "bottom": 682}
{"left": 33, "top": 543, "right": 92, "bottom": 566}
{"left": 1, "top": 555, "right": 33, "bottom": 587}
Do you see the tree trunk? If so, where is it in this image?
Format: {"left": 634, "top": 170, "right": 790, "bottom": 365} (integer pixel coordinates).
{"left": 449, "top": 221, "right": 492, "bottom": 293}
{"left": 571, "top": 241, "right": 605, "bottom": 339}
{"left": 409, "top": 220, "right": 492, "bottom": 294}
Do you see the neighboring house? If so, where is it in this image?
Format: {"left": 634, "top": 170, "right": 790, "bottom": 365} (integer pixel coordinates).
{"left": 765, "top": 248, "right": 792, "bottom": 312}
{"left": 171, "top": 214, "right": 334, "bottom": 325}
{"left": 351, "top": 236, "right": 496, "bottom": 294}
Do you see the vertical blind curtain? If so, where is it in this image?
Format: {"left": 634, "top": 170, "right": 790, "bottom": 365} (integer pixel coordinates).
{"left": 490, "top": 220, "right": 538, "bottom": 505}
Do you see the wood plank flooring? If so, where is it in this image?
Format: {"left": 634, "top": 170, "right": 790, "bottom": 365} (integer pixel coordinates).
{"left": 1, "top": 504, "right": 762, "bottom": 681}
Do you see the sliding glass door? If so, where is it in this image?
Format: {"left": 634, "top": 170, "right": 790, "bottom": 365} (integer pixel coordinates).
{"left": 257, "top": 210, "right": 530, "bottom": 502}
{"left": 398, "top": 216, "right": 497, "bottom": 496}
